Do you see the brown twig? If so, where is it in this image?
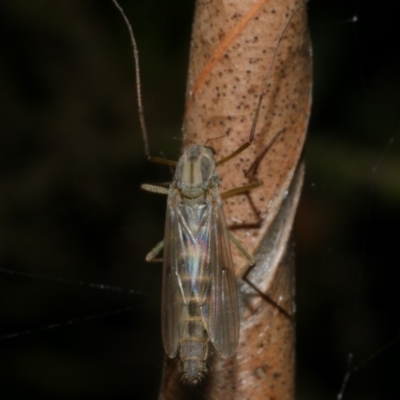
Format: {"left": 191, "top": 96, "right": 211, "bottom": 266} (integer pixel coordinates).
{"left": 159, "top": 0, "right": 312, "bottom": 398}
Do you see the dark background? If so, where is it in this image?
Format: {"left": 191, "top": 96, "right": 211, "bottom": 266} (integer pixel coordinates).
{"left": 0, "top": 0, "right": 399, "bottom": 399}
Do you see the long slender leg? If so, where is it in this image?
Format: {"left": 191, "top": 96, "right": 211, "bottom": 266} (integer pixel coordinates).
{"left": 221, "top": 180, "right": 262, "bottom": 199}
{"left": 141, "top": 185, "right": 166, "bottom": 262}
{"left": 228, "top": 232, "right": 255, "bottom": 266}
{"left": 145, "top": 240, "right": 164, "bottom": 263}
{"left": 242, "top": 271, "right": 294, "bottom": 321}
{"left": 216, "top": 142, "right": 252, "bottom": 166}
{"left": 147, "top": 156, "right": 177, "bottom": 167}
{"left": 111, "top": 2, "right": 177, "bottom": 167}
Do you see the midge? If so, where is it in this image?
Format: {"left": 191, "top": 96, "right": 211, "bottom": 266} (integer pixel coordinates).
{"left": 142, "top": 143, "right": 259, "bottom": 383}
{"left": 112, "top": 1, "right": 262, "bottom": 383}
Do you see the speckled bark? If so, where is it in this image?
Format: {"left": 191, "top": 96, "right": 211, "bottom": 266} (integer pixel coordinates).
{"left": 159, "top": 0, "right": 311, "bottom": 399}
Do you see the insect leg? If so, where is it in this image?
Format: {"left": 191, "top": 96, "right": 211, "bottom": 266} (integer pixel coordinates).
{"left": 145, "top": 240, "right": 164, "bottom": 263}
{"left": 229, "top": 227, "right": 294, "bottom": 321}
{"left": 221, "top": 180, "right": 261, "bottom": 199}
{"left": 228, "top": 232, "right": 254, "bottom": 266}
{"left": 146, "top": 157, "right": 177, "bottom": 167}
{"left": 229, "top": 232, "right": 292, "bottom": 321}
{"left": 242, "top": 266, "right": 294, "bottom": 321}
{"left": 216, "top": 3, "right": 306, "bottom": 170}
{"left": 215, "top": 141, "right": 253, "bottom": 166}
{"left": 141, "top": 184, "right": 169, "bottom": 195}
{"left": 140, "top": 183, "right": 167, "bottom": 262}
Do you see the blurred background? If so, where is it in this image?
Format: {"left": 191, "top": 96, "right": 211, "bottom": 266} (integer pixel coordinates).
{"left": 0, "top": 0, "right": 399, "bottom": 399}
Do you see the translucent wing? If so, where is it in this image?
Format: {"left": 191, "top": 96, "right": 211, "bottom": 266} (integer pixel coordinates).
{"left": 162, "top": 185, "right": 239, "bottom": 358}
{"left": 204, "top": 189, "right": 240, "bottom": 357}
{"left": 161, "top": 188, "right": 185, "bottom": 357}
{"left": 161, "top": 188, "right": 213, "bottom": 357}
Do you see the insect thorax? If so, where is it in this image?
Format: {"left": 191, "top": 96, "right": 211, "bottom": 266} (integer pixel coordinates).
{"left": 174, "top": 145, "right": 219, "bottom": 199}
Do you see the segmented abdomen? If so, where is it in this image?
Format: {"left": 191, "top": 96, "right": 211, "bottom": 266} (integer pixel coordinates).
{"left": 179, "top": 301, "right": 209, "bottom": 383}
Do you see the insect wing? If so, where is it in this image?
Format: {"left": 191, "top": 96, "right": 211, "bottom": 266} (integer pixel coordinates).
{"left": 161, "top": 188, "right": 213, "bottom": 357}
{"left": 161, "top": 186, "right": 239, "bottom": 359}
{"left": 161, "top": 189, "right": 184, "bottom": 358}
{"left": 205, "top": 190, "right": 240, "bottom": 357}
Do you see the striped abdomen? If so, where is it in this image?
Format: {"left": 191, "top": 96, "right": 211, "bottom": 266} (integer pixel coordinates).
{"left": 179, "top": 301, "right": 209, "bottom": 383}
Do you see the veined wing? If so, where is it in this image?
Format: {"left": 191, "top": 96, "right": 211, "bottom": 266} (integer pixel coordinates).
{"left": 161, "top": 188, "right": 184, "bottom": 358}
{"left": 161, "top": 188, "right": 213, "bottom": 357}
{"left": 205, "top": 189, "right": 240, "bottom": 357}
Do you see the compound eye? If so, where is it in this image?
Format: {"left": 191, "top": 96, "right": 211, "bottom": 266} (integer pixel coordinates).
{"left": 174, "top": 159, "right": 184, "bottom": 181}
{"left": 201, "top": 156, "right": 213, "bottom": 182}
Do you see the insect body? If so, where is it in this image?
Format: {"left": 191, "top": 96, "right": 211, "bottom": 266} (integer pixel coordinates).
{"left": 157, "top": 145, "right": 239, "bottom": 382}
{"left": 140, "top": 142, "right": 260, "bottom": 385}
{"left": 141, "top": 142, "right": 259, "bottom": 384}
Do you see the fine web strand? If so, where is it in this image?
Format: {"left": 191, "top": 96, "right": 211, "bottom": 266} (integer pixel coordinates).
{"left": 0, "top": 267, "right": 147, "bottom": 296}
